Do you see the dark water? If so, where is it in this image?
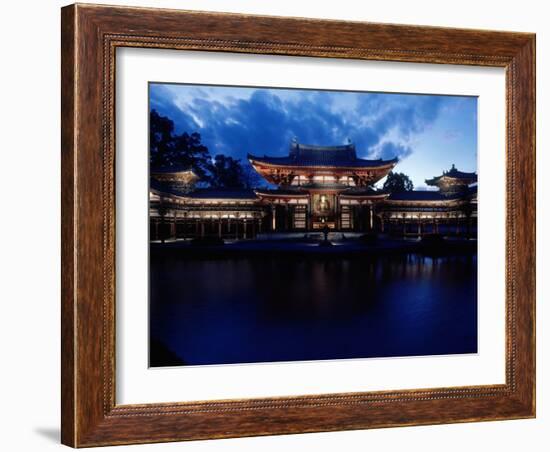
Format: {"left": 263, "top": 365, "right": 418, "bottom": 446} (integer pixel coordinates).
{"left": 149, "top": 252, "right": 477, "bottom": 366}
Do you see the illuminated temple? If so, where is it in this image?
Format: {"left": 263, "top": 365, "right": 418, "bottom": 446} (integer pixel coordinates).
{"left": 149, "top": 140, "right": 477, "bottom": 240}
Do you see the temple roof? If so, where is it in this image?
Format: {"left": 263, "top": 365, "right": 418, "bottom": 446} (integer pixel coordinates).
{"left": 151, "top": 165, "right": 193, "bottom": 173}
{"left": 150, "top": 178, "right": 186, "bottom": 195}
{"left": 150, "top": 180, "right": 257, "bottom": 200}
{"left": 387, "top": 185, "right": 477, "bottom": 202}
{"left": 248, "top": 141, "right": 398, "bottom": 169}
{"left": 255, "top": 186, "right": 388, "bottom": 199}
{"left": 150, "top": 165, "right": 197, "bottom": 175}
{"left": 299, "top": 182, "right": 349, "bottom": 190}
{"left": 150, "top": 166, "right": 200, "bottom": 188}
{"left": 186, "top": 188, "right": 258, "bottom": 200}
{"left": 255, "top": 188, "right": 309, "bottom": 197}
{"left": 341, "top": 187, "right": 389, "bottom": 198}
{"left": 388, "top": 190, "right": 448, "bottom": 201}
{"left": 425, "top": 164, "right": 477, "bottom": 186}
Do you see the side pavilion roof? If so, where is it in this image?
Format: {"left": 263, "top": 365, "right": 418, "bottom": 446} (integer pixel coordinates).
{"left": 425, "top": 164, "right": 477, "bottom": 186}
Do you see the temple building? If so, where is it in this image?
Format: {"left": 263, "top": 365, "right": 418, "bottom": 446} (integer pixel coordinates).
{"left": 149, "top": 170, "right": 264, "bottom": 241}
{"left": 378, "top": 164, "right": 477, "bottom": 237}
{"left": 249, "top": 140, "right": 397, "bottom": 231}
{"left": 149, "top": 140, "right": 477, "bottom": 241}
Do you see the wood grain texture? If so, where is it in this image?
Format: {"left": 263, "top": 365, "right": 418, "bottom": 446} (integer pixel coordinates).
{"left": 60, "top": 5, "right": 76, "bottom": 447}
{"left": 61, "top": 3, "right": 536, "bottom": 447}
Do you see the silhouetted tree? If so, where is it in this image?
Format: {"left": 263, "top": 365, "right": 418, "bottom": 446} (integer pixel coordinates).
{"left": 149, "top": 110, "right": 268, "bottom": 189}
{"left": 149, "top": 109, "right": 211, "bottom": 179}
{"left": 209, "top": 155, "right": 248, "bottom": 188}
{"left": 383, "top": 171, "right": 414, "bottom": 193}
{"left": 149, "top": 110, "right": 173, "bottom": 160}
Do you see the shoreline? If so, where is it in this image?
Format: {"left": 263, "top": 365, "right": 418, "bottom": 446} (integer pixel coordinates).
{"left": 150, "top": 235, "right": 477, "bottom": 259}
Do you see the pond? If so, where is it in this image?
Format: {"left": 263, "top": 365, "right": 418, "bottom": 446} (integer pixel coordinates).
{"left": 149, "top": 251, "right": 477, "bottom": 366}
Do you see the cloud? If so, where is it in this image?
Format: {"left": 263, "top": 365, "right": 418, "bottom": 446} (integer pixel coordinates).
{"left": 443, "top": 129, "right": 462, "bottom": 141}
{"left": 150, "top": 84, "right": 446, "bottom": 164}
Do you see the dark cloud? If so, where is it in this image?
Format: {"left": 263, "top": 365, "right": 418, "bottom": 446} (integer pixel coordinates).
{"left": 149, "top": 85, "right": 198, "bottom": 133}
{"left": 150, "top": 85, "right": 445, "bottom": 164}
{"left": 378, "top": 142, "right": 413, "bottom": 161}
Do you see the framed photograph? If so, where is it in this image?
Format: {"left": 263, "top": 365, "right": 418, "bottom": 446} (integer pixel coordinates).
{"left": 61, "top": 3, "right": 536, "bottom": 447}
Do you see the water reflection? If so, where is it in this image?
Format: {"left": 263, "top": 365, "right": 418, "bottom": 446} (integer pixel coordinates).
{"left": 150, "top": 253, "right": 477, "bottom": 366}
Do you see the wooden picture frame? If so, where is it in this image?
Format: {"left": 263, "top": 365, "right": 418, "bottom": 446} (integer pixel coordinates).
{"left": 61, "top": 3, "right": 535, "bottom": 447}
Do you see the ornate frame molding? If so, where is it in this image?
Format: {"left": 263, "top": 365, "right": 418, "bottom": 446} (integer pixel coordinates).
{"left": 61, "top": 4, "right": 535, "bottom": 447}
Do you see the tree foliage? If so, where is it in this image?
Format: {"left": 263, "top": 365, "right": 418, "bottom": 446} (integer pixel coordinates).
{"left": 382, "top": 171, "right": 414, "bottom": 193}
{"left": 150, "top": 109, "right": 255, "bottom": 189}
{"left": 149, "top": 109, "right": 211, "bottom": 179}
{"left": 209, "top": 154, "right": 247, "bottom": 189}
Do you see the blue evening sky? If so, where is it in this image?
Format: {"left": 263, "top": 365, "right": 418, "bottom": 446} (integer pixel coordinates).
{"left": 150, "top": 83, "right": 477, "bottom": 189}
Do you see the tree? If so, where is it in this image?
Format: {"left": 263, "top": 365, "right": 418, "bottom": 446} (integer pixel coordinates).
{"left": 149, "top": 110, "right": 174, "bottom": 162}
{"left": 209, "top": 155, "right": 248, "bottom": 189}
{"left": 149, "top": 110, "right": 262, "bottom": 189}
{"left": 383, "top": 171, "right": 414, "bottom": 193}
{"left": 149, "top": 109, "right": 211, "bottom": 179}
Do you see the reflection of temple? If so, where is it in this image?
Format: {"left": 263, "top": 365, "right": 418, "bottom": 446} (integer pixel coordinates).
{"left": 149, "top": 141, "right": 477, "bottom": 241}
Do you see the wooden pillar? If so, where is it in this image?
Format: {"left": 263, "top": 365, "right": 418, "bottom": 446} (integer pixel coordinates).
{"left": 285, "top": 203, "right": 290, "bottom": 231}
{"left": 154, "top": 219, "right": 159, "bottom": 240}
{"left": 380, "top": 216, "right": 385, "bottom": 233}
{"left": 200, "top": 219, "right": 205, "bottom": 238}
{"left": 271, "top": 205, "right": 276, "bottom": 231}
{"left": 335, "top": 197, "right": 340, "bottom": 230}
{"left": 235, "top": 218, "right": 239, "bottom": 239}
{"left": 417, "top": 221, "right": 422, "bottom": 237}
{"left": 243, "top": 219, "right": 248, "bottom": 239}
{"left": 307, "top": 199, "right": 312, "bottom": 231}
{"left": 218, "top": 219, "right": 222, "bottom": 238}
{"left": 160, "top": 214, "right": 166, "bottom": 243}
{"left": 182, "top": 216, "right": 187, "bottom": 240}
{"left": 171, "top": 212, "right": 176, "bottom": 239}
{"left": 368, "top": 204, "right": 373, "bottom": 231}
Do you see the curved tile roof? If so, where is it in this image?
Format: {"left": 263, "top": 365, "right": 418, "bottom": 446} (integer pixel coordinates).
{"left": 388, "top": 191, "right": 448, "bottom": 201}
{"left": 150, "top": 180, "right": 258, "bottom": 200}
{"left": 387, "top": 189, "right": 476, "bottom": 201}
{"left": 426, "top": 164, "right": 477, "bottom": 185}
{"left": 186, "top": 188, "right": 258, "bottom": 200}
{"left": 248, "top": 141, "right": 398, "bottom": 168}
{"left": 340, "top": 187, "right": 388, "bottom": 197}
{"left": 150, "top": 165, "right": 196, "bottom": 174}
